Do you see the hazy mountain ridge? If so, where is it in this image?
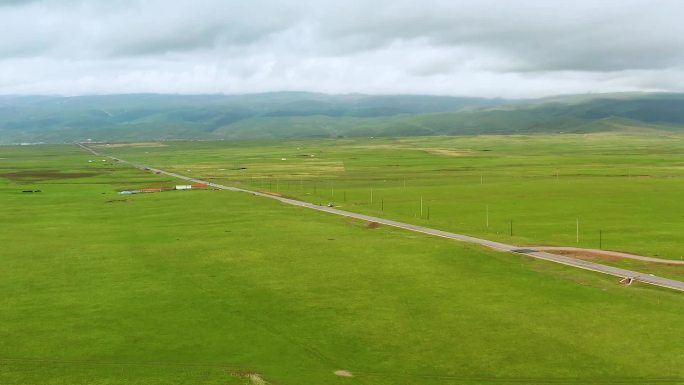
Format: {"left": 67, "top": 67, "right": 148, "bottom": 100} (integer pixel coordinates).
{"left": 0, "top": 92, "right": 682, "bottom": 143}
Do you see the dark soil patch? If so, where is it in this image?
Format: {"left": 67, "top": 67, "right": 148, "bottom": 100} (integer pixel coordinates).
{"left": 0, "top": 169, "right": 100, "bottom": 182}
{"left": 367, "top": 222, "right": 381, "bottom": 229}
{"left": 105, "top": 199, "right": 131, "bottom": 203}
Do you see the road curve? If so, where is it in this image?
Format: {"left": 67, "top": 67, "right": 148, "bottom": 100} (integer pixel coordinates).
{"left": 79, "top": 143, "right": 684, "bottom": 293}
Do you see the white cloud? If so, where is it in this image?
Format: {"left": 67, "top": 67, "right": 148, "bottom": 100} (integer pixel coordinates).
{"left": 0, "top": 0, "right": 682, "bottom": 97}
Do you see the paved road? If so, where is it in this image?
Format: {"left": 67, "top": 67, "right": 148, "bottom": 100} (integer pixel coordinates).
{"left": 532, "top": 247, "right": 684, "bottom": 265}
{"left": 79, "top": 143, "right": 684, "bottom": 293}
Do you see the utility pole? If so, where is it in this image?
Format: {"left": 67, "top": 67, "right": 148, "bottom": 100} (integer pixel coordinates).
{"left": 420, "top": 196, "right": 423, "bottom": 217}
{"left": 510, "top": 220, "right": 513, "bottom": 236}
{"left": 381, "top": 199, "right": 384, "bottom": 211}
{"left": 370, "top": 188, "right": 373, "bottom": 204}
{"left": 427, "top": 206, "right": 430, "bottom": 220}
{"left": 576, "top": 217, "right": 580, "bottom": 244}
{"left": 486, "top": 205, "right": 489, "bottom": 228}
{"left": 331, "top": 182, "right": 334, "bottom": 198}
{"left": 599, "top": 230, "right": 602, "bottom": 250}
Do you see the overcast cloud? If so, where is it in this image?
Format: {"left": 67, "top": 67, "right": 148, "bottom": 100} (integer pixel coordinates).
{"left": 0, "top": 0, "right": 682, "bottom": 97}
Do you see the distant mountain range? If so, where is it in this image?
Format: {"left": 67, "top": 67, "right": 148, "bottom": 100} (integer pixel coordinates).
{"left": 0, "top": 92, "right": 683, "bottom": 143}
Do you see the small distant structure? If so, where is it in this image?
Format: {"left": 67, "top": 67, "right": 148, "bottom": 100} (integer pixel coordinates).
{"left": 191, "top": 183, "right": 208, "bottom": 189}
{"left": 175, "top": 185, "right": 192, "bottom": 190}
{"left": 119, "top": 190, "right": 136, "bottom": 195}
{"left": 140, "top": 188, "right": 162, "bottom": 193}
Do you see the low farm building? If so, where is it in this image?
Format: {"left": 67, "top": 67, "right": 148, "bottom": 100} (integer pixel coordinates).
{"left": 175, "top": 185, "right": 192, "bottom": 190}
{"left": 191, "top": 183, "right": 209, "bottom": 188}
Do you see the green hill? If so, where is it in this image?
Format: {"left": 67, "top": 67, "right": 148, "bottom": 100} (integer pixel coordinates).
{"left": 395, "top": 93, "right": 684, "bottom": 135}
{"left": 1, "top": 92, "right": 683, "bottom": 143}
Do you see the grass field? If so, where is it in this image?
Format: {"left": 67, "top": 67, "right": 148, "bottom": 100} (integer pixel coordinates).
{"left": 94, "top": 134, "right": 684, "bottom": 278}
{"left": 1, "top": 143, "right": 683, "bottom": 385}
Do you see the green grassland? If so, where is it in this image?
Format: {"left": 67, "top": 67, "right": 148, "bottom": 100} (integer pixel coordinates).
{"left": 95, "top": 133, "right": 684, "bottom": 263}
{"left": 2, "top": 144, "right": 684, "bottom": 385}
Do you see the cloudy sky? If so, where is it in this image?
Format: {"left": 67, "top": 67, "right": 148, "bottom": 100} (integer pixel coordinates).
{"left": 0, "top": 0, "right": 682, "bottom": 98}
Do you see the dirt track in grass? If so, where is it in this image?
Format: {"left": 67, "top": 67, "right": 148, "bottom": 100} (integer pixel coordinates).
{"left": 531, "top": 246, "right": 684, "bottom": 265}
